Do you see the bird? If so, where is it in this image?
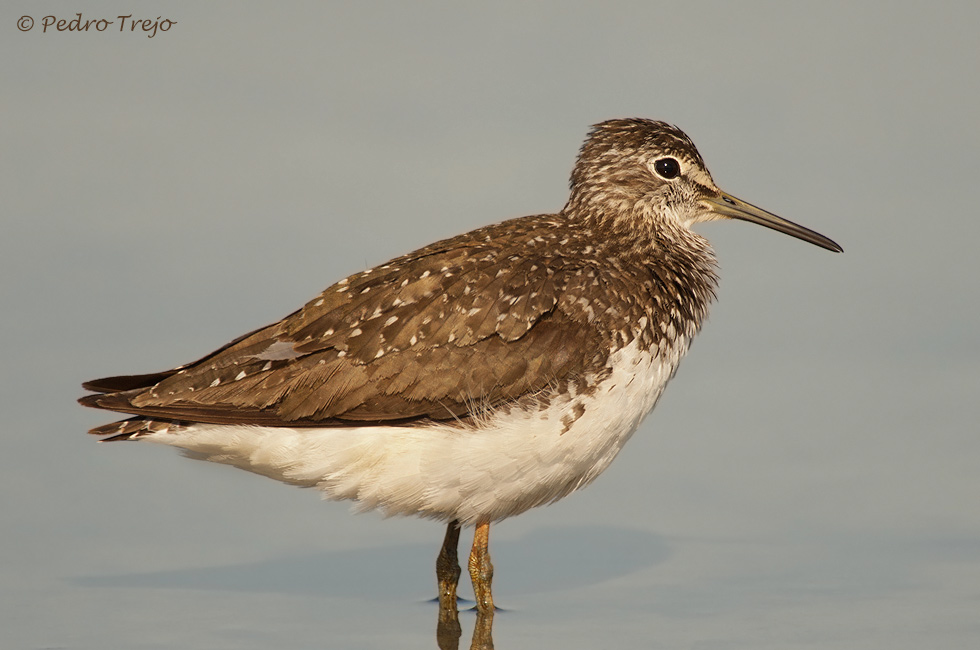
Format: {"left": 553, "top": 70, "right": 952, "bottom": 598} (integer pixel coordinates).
{"left": 80, "top": 118, "right": 841, "bottom": 614}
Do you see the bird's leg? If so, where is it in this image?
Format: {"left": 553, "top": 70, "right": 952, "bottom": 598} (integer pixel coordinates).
{"left": 436, "top": 520, "right": 462, "bottom": 649}
{"left": 436, "top": 520, "right": 462, "bottom": 610}
{"left": 468, "top": 521, "right": 495, "bottom": 614}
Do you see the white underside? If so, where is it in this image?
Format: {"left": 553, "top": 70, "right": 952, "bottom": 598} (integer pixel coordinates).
{"left": 142, "top": 338, "right": 685, "bottom": 525}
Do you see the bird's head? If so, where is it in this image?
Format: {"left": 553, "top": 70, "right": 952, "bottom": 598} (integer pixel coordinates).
{"left": 567, "top": 118, "right": 841, "bottom": 252}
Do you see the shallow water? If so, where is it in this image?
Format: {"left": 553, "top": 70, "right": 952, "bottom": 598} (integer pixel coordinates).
{"left": 7, "top": 496, "right": 980, "bottom": 649}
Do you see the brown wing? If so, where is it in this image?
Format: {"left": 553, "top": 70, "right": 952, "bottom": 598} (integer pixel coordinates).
{"left": 80, "top": 215, "right": 613, "bottom": 427}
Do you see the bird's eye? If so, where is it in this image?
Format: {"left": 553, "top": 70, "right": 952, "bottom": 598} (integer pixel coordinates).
{"left": 654, "top": 157, "right": 681, "bottom": 180}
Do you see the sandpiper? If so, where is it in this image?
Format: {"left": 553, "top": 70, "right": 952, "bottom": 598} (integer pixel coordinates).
{"left": 80, "top": 118, "right": 841, "bottom": 613}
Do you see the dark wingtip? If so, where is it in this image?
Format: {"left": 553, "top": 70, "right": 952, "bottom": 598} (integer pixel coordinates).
{"left": 78, "top": 393, "right": 103, "bottom": 408}
{"left": 78, "top": 390, "right": 138, "bottom": 414}
{"left": 81, "top": 370, "right": 177, "bottom": 393}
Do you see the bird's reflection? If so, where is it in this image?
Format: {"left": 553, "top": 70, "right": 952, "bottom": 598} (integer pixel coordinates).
{"left": 437, "top": 600, "right": 494, "bottom": 650}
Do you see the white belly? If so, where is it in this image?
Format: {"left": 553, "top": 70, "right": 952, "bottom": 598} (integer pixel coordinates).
{"left": 143, "top": 338, "right": 684, "bottom": 525}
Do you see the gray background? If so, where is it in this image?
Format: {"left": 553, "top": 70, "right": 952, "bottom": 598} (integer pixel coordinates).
{"left": 3, "top": 2, "right": 978, "bottom": 648}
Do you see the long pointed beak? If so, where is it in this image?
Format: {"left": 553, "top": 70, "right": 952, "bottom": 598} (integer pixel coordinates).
{"left": 701, "top": 191, "right": 843, "bottom": 253}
